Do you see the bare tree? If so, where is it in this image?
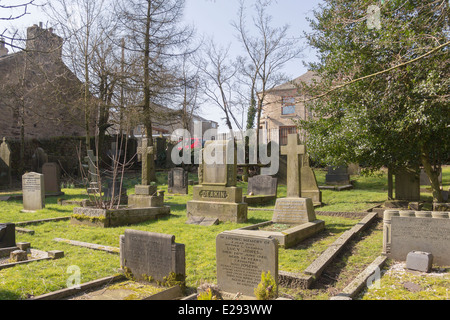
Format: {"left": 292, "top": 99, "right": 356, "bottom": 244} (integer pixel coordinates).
{"left": 198, "top": 39, "right": 242, "bottom": 131}
{"left": 44, "top": 0, "right": 111, "bottom": 150}
{"left": 114, "top": 0, "right": 195, "bottom": 138}
{"left": 178, "top": 52, "right": 204, "bottom": 132}
{"left": 0, "top": 0, "right": 40, "bottom": 50}
{"left": 232, "top": 0, "right": 303, "bottom": 135}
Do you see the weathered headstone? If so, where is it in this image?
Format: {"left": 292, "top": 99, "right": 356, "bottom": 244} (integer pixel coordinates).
{"left": 155, "top": 136, "right": 167, "bottom": 167}
{"left": 137, "top": 138, "right": 154, "bottom": 186}
{"left": 119, "top": 230, "right": 185, "bottom": 283}
{"left": 347, "top": 163, "right": 361, "bottom": 176}
{"left": 325, "top": 166, "right": 350, "bottom": 185}
{"left": 22, "top": 172, "right": 45, "bottom": 212}
{"left": 0, "top": 137, "right": 11, "bottom": 187}
{"left": 84, "top": 150, "right": 99, "bottom": 194}
{"left": 273, "top": 198, "right": 316, "bottom": 225}
{"left": 216, "top": 231, "right": 278, "bottom": 297}
{"left": 0, "top": 223, "right": 16, "bottom": 249}
{"left": 42, "top": 162, "right": 63, "bottom": 195}
{"left": 107, "top": 142, "right": 124, "bottom": 167}
{"left": 103, "top": 179, "right": 128, "bottom": 204}
{"left": 168, "top": 167, "right": 188, "bottom": 194}
{"left": 272, "top": 134, "right": 321, "bottom": 226}
{"left": 31, "top": 147, "right": 48, "bottom": 173}
{"left": 385, "top": 213, "right": 450, "bottom": 266}
{"left": 395, "top": 167, "right": 420, "bottom": 201}
{"left": 420, "top": 168, "right": 442, "bottom": 186}
{"left": 248, "top": 175, "right": 277, "bottom": 196}
{"left": 406, "top": 251, "right": 433, "bottom": 273}
{"left": 186, "top": 140, "right": 248, "bottom": 223}
{"left": 300, "top": 151, "right": 322, "bottom": 205}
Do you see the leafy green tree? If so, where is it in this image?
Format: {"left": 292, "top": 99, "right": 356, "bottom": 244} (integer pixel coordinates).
{"left": 297, "top": 0, "right": 449, "bottom": 202}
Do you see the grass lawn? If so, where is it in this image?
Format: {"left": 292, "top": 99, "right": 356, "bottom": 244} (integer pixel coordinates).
{"left": 0, "top": 167, "right": 448, "bottom": 300}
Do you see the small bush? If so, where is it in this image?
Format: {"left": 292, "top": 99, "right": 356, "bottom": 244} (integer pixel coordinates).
{"left": 254, "top": 271, "right": 277, "bottom": 300}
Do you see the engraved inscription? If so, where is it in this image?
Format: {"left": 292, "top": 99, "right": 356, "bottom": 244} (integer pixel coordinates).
{"left": 23, "top": 176, "right": 41, "bottom": 191}
{"left": 216, "top": 233, "right": 277, "bottom": 296}
{"left": 390, "top": 217, "right": 450, "bottom": 265}
{"left": 274, "top": 199, "right": 308, "bottom": 223}
{"left": 123, "top": 231, "right": 174, "bottom": 282}
{"left": 199, "top": 190, "right": 228, "bottom": 199}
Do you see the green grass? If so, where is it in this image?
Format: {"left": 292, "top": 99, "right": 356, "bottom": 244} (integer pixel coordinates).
{"left": 0, "top": 167, "right": 448, "bottom": 300}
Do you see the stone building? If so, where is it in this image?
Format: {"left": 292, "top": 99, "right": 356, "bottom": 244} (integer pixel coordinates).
{"left": 0, "top": 24, "right": 87, "bottom": 140}
{"left": 260, "top": 71, "right": 319, "bottom": 145}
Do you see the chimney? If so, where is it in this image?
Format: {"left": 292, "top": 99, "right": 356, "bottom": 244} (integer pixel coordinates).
{"left": 0, "top": 38, "right": 8, "bottom": 57}
{"left": 26, "top": 23, "right": 63, "bottom": 58}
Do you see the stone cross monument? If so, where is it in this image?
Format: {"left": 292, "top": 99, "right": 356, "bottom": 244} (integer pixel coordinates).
{"left": 128, "top": 138, "right": 164, "bottom": 208}
{"left": 272, "top": 134, "right": 320, "bottom": 225}
{"left": 280, "top": 134, "right": 305, "bottom": 198}
{"left": 137, "top": 138, "right": 154, "bottom": 186}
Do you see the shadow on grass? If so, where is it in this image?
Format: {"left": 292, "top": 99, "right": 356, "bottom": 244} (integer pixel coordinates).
{"left": 311, "top": 221, "right": 383, "bottom": 292}
{"left": 0, "top": 289, "right": 21, "bottom": 300}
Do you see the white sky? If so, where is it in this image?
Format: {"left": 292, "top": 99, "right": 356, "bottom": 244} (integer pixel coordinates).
{"left": 1, "top": 0, "right": 322, "bottom": 132}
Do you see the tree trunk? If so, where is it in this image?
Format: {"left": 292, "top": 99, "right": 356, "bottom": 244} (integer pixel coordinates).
{"left": 143, "top": 0, "right": 156, "bottom": 182}
{"left": 387, "top": 167, "right": 393, "bottom": 200}
{"left": 420, "top": 145, "right": 443, "bottom": 203}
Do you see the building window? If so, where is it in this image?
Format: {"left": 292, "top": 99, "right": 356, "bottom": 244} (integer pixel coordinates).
{"left": 281, "top": 96, "right": 296, "bottom": 115}
{"left": 279, "top": 126, "right": 297, "bottom": 146}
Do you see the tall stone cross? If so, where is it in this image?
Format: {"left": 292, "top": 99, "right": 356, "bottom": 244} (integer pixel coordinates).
{"left": 84, "top": 150, "right": 98, "bottom": 183}
{"left": 137, "top": 138, "right": 154, "bottom": 186}
{"left": 281, "top": 134, "right": 305, "bottom": 198}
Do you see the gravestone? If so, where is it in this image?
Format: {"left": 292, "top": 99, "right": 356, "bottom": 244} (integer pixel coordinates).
{"left": 84, "top": 150, "right": 99, "bottom": 194}
{"left": 128, "top": 138, "right": 165, "bottom": 208}
{"left": 155, "top": 137, "right": 167, "bottom": 167}
{"left": 186, "top": 140, "right": 248, "bottom": 223}
{"left": 168, "top": 168, "right": 188, "bottom": 194}
{"left": 0, "top": 137, "right": 11, "bottom": 187}
{"left": 103, "top": 179, "right": 128, "bottom": 204}
{"left": 406, "top": 251, "right": 433, "bottom": 273}
{"left": 248, "top": 175, "right": 277, "bottom": 196}
{"left": 384, "top": 212, "right": 450, "bottom": 266}
{"left": 395, "top": 167, "right": 420, "bottom": 201}
{"left": 216, "top": 231, "right": 278, "bottom": 297}
{"left": 420, "top": 168, "right": 442, "bottom": 186}
{"left": 0, "top": 223, "right": 16, "bottom": 249}
{"left": 347, "top": 163, "right": 361, "bottom": 176}
{"left": 325, "top": 166, "right": 350, "bottom": 185}
{"left": 108, "top": 142, "right": 124, "bottom": 167}
{"left": 31, "top": 147, "right": 48, "bottom": 173}
{"left": 300, "top": 151, "right": 322, "bottom": 205}
{"left": 119, "top": 230, "right": 185, "bottom": 283}
{"left": 272, "top": 134, "right": 321, "bottom": 226}
{"left": 42, "top": 162, "right": 63, "bottom": 195}
{"left": 22, "top": 172, "right": 45, "bottom": 212}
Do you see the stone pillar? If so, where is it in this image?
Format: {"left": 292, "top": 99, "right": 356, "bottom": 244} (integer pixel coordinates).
{"left": 382, "top": 210, "right": 399, "bottom": 255}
